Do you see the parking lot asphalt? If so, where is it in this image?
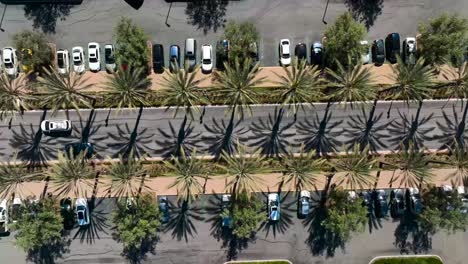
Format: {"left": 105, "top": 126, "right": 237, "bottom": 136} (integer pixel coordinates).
{"left": 1, "top": 0, "right": 468, "bottom": 68}
{"left": 0, "top": 191, "right": 466, "bottom": 264}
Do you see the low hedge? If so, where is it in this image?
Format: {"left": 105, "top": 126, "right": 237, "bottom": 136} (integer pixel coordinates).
{"left": 371, "top": 256, "right": 443, "bottom": 264}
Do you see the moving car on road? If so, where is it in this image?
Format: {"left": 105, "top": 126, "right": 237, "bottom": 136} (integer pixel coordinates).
{"left": 298, "top": 190, "right": 311, "bottom": 218}
{"left": 104, "top": 44, "right": 116, "bottom": 72}
{"left": 385, "top": 33, "right": 400, "bottom": 64}
{"left": 72, "top": 46, "right": 85, "bottom": 73}
{"left": 159, "top": 196, "right": 170, "bottom": 224}
{"left": 88, "top": 42, "right": 101, "bottom": 72}
{"left": 295, "top": 43, "right": 307, "bottom": 63}
{"left": 279, "top": 39, "right": 291, "bottom": 66}
{"left": 185, "top": 38, "right": 197, "bottom": 72}
{"left": 310, "top": 42, "right": 323, "bottom": 66}
{"left": 201, "top": 44, "right": 213, "bottom": 74}
{"left": 41, "top": 119, "right": 72, "bottom": 136}
{"left": 152, "top": 44, "right": 164, "bottom": 74}
{"left": 2, "top": 47, "right": 18, "bottom": 77}
{"left": 57, "top": 49, "right": 70, "bottom": 74}
{"left": 75, "top": 198, "right": 90, "bottom": 226}
{"left": 169, "top": 45, "right": 180, "bottom": 73}
{"left": 372, "top": 39, "right": 385, "bottom": 66}
{"left": 268, "top": 193, "right": 280, "bottom": 221}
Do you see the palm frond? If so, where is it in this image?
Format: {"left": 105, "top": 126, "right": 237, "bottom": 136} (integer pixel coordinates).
{"left": 0, "top": 72, "right": 35, "bottom": 121}
{"left": 392, "top": 143, "right": 433, "bottom": 188}
{"left": 106, "top": 151, "right": 148, "bottom": 198}
{"left": 441, "top": 61, "right": 468, "bottom": 99}
{"left": 446, "top": 139, "right": 468, "bottom": 186}
{"left": 0, "top": 153, "right": 42, "bottom": 200}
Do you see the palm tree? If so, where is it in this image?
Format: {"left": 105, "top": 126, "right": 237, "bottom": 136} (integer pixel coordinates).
{"left": 101, "top": 66, "right": 151, "bottom": 124}
{"left": 35, "top": 67, "right": 95, "bottom": 117}
{"left": 389, "top": 143, "right": 433, "bottom": 188}
{"left": 217, "top": 143, "right": 268, "bottom": 199}
{"left": 160, "top": 63, "right": 208, "bottom": 120}
{"left": 278, "top": 145, "right": 325, "bottom": 195}
{"left": 165, "top": 148, "right": 206, "bottom": 204}
{"left": 440, "top": 61, "right": 468, "bottom": 99}
{"left": 274, "top": 57, "right": 323, "bottom": 120}
{"left": 445, "top": 140, "right": 468, "bottom": 187}
{"left": 325, "top": 57, "right": 376, "bottom": 107}
{"left": 0, "top": 72, "right": 34, "bottom": 125}
{"left": 49, "top": 150, "right": 95, "bottom": 198}
{"left": 0, "top": 153, "right": 40, "bottom": 200}
{"left": 105, "top": 152, "right": 149, "bottom": 198}
{"left": 331, "top": 144, "right": 377, "bottom": 190}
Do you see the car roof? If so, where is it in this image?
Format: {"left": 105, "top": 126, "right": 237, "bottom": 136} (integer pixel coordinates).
{"left": 75, "top": 198, "right": 87, "bottom": 206}
{"left": 268, "top": 193, "right": 279, "bottom": 200}
{"left": 2, "top": 48, "right": 12, "bottom": 57}
{"left": 300, "top": 190, "right": 311, "bottom": 197}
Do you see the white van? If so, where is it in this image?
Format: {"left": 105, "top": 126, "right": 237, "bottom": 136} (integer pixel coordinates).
{"left": 185, "top": 38, "right": 197, "bottom": 72}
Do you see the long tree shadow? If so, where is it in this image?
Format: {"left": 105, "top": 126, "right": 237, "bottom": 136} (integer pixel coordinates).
{"left": 344, "top": 0, "right": 384, "bottom": 30}
{"left": 164, "top": 200, "right": 205, "bottom": 243}
{"left": 107, "top": 106, "right": 156, "bottom": 158}
{"left": 387, "top": 101, "right": 434, "bottom": 150}
{"left": 203, "top": 111, "right": 249, "bottom": 158}
{"left": 155, "top": 115, "right": 203, "bottom": 158}
{"left": 26, "top": 236, "right": 71, "bottom": 264}
{"left": 73, "top": 197, "right": 111, "bottom": 244}
{"left": 433, "top": 103, "right": 468, "bottom": 149}
{"left": 248, "top": 108, "right": 297, "bottom": 158}
{"left": 295, "top": 102, "right": 342, "bottom": 156}
{"left": 24, "top": 3, "right": 73, "bottom": 34}
{"left": 185, "top": 0, "right": 229, "bottom": 35}
{"left": 344, "top": 100, "right": 391, "bottom": 153}
{"left": 258, "top": 191, "right": 295, "bottom": 239}
{"left": 9, "top": 110, "right": 56, "bottom": 169}
{"left": 0, "top": 131, "right": 5, "bottom": 156}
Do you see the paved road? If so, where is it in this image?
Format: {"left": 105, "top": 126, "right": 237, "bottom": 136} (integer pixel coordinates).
{"left": 0, "top": 100, "right": 464, "bottom": 162}
{"left": 0, "top": 193, "right": 466, "bottom": 264}
{"left": 1, "top": 0, "right": 468, "bottom": 67}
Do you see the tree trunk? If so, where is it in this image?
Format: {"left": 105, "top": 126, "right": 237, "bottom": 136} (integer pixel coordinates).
{"left": 137, "top": 174, "right": 146, "bottom": 198}
{"left": 91, "top": 169, "right": 100, "bottom": 198}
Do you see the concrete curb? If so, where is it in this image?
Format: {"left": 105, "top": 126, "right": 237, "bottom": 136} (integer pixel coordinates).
{"left": 225, "top": 260, "right": 293, "bottom": 264}
{"left": 369, "top": 254, "right": 444, "bottom": 264}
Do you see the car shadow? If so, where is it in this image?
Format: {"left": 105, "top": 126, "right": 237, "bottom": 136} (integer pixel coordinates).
{"left": 73, "top": 197, "right": 111, "bottom": 244}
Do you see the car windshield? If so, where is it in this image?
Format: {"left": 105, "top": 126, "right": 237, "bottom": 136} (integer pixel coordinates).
{"left": 203, "top": 59, "right": 211, "bottom": 64}
{"left": 73, "top": 56, "right": 82, "bottom": 66}
{"left": 270, "top": 201, "right": 278, "bottom": 207}
{"left": 57, "top": 55, "right": 65, "bottom": 68}
{"left": 4, "top": 62, "right": 13, "bottom": 68}
{"left": 89, "top": 57, "right": 98, "bottom": 63}
{"left": 77, "top": 211, "right": 84, "bottom": 220}
{"left": 282, "top": 53, "right": 290, "bottom": 59}
{"left": 105, "top": 50, "right": 114, "bottom": 63}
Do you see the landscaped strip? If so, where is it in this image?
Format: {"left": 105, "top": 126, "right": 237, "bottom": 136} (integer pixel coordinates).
{"left": 370, "top": 255, "right": 443, "bottom": 264}
{"left": 225, "top": 260, "right": 292, "bottom": 264}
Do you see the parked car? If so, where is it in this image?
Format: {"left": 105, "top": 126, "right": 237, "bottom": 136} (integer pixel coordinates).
{"left": 360, "top": 40, "right": 371, "bottom": 64}
{"left": 0, "top": 199, "right": 8, "bottom": 234}
{"left": 279, "top": 39, "right": 291, "bottom": 66}
{"left": 152, "top": 44, "right": 164, "bottom": 74}
{"left": 216, "top": 40, "right": 229, "bottom": 70}
{"left": 268, "top": 193, "right": 280, "bottom": 221}
{"left": 295, "top": 43, "right": 307, "bottom": 62}
{"left": 88, "top": 42, "right": 101, "bottom": 72}
{"left": 65, "top": 142, "right": 93, "bottom": 159}
{"left": 402, "top": 37, "right": 417, "bottom": 64}
{"left": 169, "top": 45, "right": 181, "bottom": 72}
{"left": 60, "top": 198, "right": 74, "bottom": 229}
{"left": 407, "top": 187, "right": 422, "bottom": 214}
{"left": 75, "top": 198, "right": 90, "bottom": 226}
{"left": 21, "top": 48, "right": 34, "bottom": 74}
{"left": 298, "top": 190, "right": 311, "bottom": 218}
{"left": 221, "top": 194, "right": 232, "bottom": 227}
{"left": 185, "top": 38, "right": 197, "bottom": 72}
{"left": 2, "top": 47, "right": 18, "bottom": 76}
{"left": 40, "top": 119, "right": 72, "bottom": 136}
{"left": 10, "top": 198, "right": 22, "bottom": 223}
{"left": 372, "top": 39, "right": 385, "bottom": 66}
{"left": 72, "top": 46, "right": 85, "bottom": 73}
{"left": 385, "top": 33, "right": 400, "bottom": 64}
{"left": 310, "top": 42, "right": 323, "bottom": 66}
{"left": 348, "top": 190, "right": 358, "bottom": 201}
{"left": 201, "top": 44, "right": 213, "bottom": 73}
{"left": 57, "top": 49, "right": 70, "bottom": 74}
{"left": 361, "top": 191, "right": 373, "bottom": 216}
{"left": 104, "top": 44, "right": 116, "bottom": 72}
{"left": 373, "top": 189, "right": 388, "bottom": 218}
{"left": 159, "top": 196, "right": 170, "bottom": 224}
{"left": 249, "top": 42, "right": 259, "bottom": 63}
{"left": 390, "top": 189, "right": 405, "bottom": 218}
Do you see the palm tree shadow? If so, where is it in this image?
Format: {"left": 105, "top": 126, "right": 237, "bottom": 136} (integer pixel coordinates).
{"left": 344, "top": 101, "right": 392, "bottom": 153}
{"left": 185, "top": 0, "right": 229, "bottom": 35}
{"left": 394, "top": 207, "right": 430, "bottom": 254}
{"left": 155, "top": 115, "right": 203, "bottom": 159}
{"left": 258, "top": 191, "right": 295, "bottom": 239}
{"left": 344, "top": 0, "right": 384, "bottom": 29}
{"left": 203, "top": 115, "right": 249, "bottom": 158}
{"left": 388, "top": 102, "right": 434, "bottom": 150}
{"left": 433, "top": 103, "right": 468, "bottom": 149}
{"left": 248, "top": 108, "right": 297, "bottom": 158}
{"left": 164, "top": 200, "right": 205, "bottom": 243}
{"left": 24, "top": 3, "right": 73, "bottom": 34}
{"left": 295, "top": 102, "right": 342, "bottom": 156}
{"left": 107, "top": 106, "right": 156, "bottom": 158}
{"left": 0, "top": 131, "right": 5, "bottom": 156}
{"left": 73, "top": 197, "right": 111, "bottom": 244}
{"left": 9, "top": 110, "right": 56, "bottom": 169}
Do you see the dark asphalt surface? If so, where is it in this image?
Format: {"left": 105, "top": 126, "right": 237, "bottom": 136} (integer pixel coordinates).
{"left": 0, "top": 192, "right": 467, "bottom": 264}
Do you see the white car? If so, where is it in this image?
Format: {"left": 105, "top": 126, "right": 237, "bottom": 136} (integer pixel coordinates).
{"left": 2, "top": 47, "right": 18, "bottom": 76}
{"left": 75, "top": 198, "right": 90, "bottom": 226}
{"left": 403, "top": 37, "right": 417, "bottom": 64}
{"left": 201, "top": 44, "right": 213, "bottom": 73}
{"left": 88, "top": 42, "right": 101, "bottom": 72}
{"left": 72, "top": 46, "right": 85, "bottom": 73}
{"left": 104, "top": 44, "right": 116, "bottom": 72}
{"left": 11, "top": 198, "right": 22, "bottom": 223}
{"left": 57, "top": 49, "right": 70, "bottom": 74}
{"left": 0, "top": 199, "right": 8, "bottom": 233}
{"left": 279, "top": 39, "right": 291, "bottom": 66}
{"left": 298, "top": 190, "right": 311, "bottom": 218}
{"left": 40, "top": 119, "right": 72, "bottom": 135}
{"left": 360, "top": 40, "right": 371, "bottom": 64}
{"left": 267, "top": 193, "right": 280, "bottom": 221}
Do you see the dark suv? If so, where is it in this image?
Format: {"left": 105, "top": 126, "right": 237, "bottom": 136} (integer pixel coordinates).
{"left": 385, "top": 33, "right": 400, "bottom": 64}
{"left": 372, "top": 39, "right": 385, "bottom": 66}
{"left": 152, "top": 44, "right": 164, "bottom": 73}
{"left": 295, "top": 43, "right": 307, "bottom": 63}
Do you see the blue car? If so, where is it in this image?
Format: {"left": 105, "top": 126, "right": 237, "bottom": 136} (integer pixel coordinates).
{"left": 268, "top": 193, "right": 280, "bottom": 221}
{"left": 75, "top": 198, "right": 90, "bottom": 226}
{"left": 159, "top": 196, "right": 170, "bottom": 223}
{"left": 298, "top": 191, "right": 311, "bottom": 218}
{"left": 169, "top": 45, "right": 180, "bottom": 72}
{"left": 221, "top": 194, "right": 233, "bottom": 228}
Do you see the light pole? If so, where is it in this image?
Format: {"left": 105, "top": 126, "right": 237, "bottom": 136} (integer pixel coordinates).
{"left": 322, "top": 0, "right": 330, "bottom": 25}
{"left": 165, "top": 2, "right": 172, "bottom": 28}
{"left": 0, "top": 4, "right": 7, "bottom": 32}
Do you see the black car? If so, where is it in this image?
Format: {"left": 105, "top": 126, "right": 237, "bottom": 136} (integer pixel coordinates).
{"left": 169, "top": 45, "right": 180, "bottom": 73}
{"left": 310, "top": 42, "right": 323, "bottom": 67}
{"left": 385, "top": 33, "right": 400, "bottom": 64}
{"left": 295, "top": 43, "right": 307, "bottom": 62}
{"left": 65, "top": 143, "right": 94, "bottom": 159}
{"left": 60, "top": 198, "right": 74, "bottom": 230}
{"left": 373, "top": 189, "right": 388, "bottom": 218}
{"left": 372, "top": 39, "right": 385, "bottom": 66}
{"left": 390, "top": 189, "right": 405, "bottom": 218}
{"left": 360, "top": 191, "right": 373, "bottom": 216}
{"left": 407, "top": 188, "right": 422, "bottom": 214}
{"left": 216, "top": 40, "right": 229, "bottom": 70}
{"left": 152, "top": 44, "right": 164, "bottom": 73}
